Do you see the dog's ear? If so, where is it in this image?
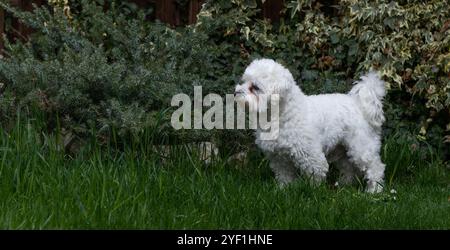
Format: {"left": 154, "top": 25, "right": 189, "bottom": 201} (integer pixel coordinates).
{"left": 272, "top": 72, "right": 295, "bottom": 97}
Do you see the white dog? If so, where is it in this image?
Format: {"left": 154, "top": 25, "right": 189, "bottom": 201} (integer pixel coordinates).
{"left": 235, "top": 59, "right": 386, "bottom": 193}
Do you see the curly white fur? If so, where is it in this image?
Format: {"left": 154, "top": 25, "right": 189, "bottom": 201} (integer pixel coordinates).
{"left": 235, "top": 59, "right": 386, "bottom": 193}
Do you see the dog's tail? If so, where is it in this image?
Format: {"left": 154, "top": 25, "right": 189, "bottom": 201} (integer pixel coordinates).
{"left": 349, "top": 71, "right": 386, "bottom": 129}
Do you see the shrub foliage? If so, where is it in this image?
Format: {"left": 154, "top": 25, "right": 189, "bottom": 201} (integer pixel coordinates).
{"left": 0, "top": 0, "right": 448, "bottom": 156}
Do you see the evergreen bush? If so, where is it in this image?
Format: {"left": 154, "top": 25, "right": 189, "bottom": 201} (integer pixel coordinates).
{"left": 0, "top": 0, "right": 448, "bottom": 158}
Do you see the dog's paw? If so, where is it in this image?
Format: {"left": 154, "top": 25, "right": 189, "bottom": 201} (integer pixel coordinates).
{"left": 366, "top": 181, "right": 384, "bottom": 193}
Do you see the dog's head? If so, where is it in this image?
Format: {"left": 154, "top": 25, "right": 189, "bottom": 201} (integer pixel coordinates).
{"left": 234, "top": 59, "right": 295, "bottom": 113}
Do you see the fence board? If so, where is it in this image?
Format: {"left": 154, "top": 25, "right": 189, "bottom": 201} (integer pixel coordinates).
{"left": 0, "top": 7, "right": 4, "bottom": 51}
{"left": 19, "top": 0, "right": 35, "bottom": 39}
{"left": 188, "top": 0, "right": 204, "bottom": 24}
{"left": 10, "top": 0, "right": 25, "bottom": 41}
{"left": 155, "top": 0, "right": 180, "bottom": 26}
{"left": 261, "top": 0, "right": 284, "bottom": 22}
{"left": 0, "top": 0, "right": 286, "bottom": 45}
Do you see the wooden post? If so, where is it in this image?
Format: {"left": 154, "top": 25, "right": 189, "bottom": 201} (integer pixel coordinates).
{"left": 261, "top": 0, "right": 284, "bottom": 22}
{"left": 188, "top": 0, "right": 204, "bottom": 24}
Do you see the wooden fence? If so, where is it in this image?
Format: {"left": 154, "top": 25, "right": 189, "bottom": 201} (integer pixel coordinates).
{"left": 0, "top": 0, "right": 284, "bottom": 50}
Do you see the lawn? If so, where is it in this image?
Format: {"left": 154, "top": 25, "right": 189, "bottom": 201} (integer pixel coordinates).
{"left": 0, "top": 118, "right": 449, "bottom": 229}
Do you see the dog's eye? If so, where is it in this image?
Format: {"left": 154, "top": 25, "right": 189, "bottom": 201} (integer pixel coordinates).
{"left": 250, "top": 84, "right": 260, "bottom": 92}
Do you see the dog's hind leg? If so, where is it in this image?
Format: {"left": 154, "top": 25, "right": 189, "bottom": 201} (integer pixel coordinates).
{"left": 293, "top": 148, "right": 329, "bottom": 184}
{"left": 336, "top": 157, "right": 359, "bottom": 186}
{"left": 269, "top": 158, "right": 298, "bottom": 186}
{"left": 344, "top": 133, "right": 385, "bottom": 193}
{"left": 364, "top": 157, "right": 385, "bottom": 193}
{"left": 327, "top": 146, "right": 358, "bottom": 186}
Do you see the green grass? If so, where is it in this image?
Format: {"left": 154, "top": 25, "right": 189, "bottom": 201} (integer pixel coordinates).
{"left": 0, "top": 117, "right": 449, "bottom": 229}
